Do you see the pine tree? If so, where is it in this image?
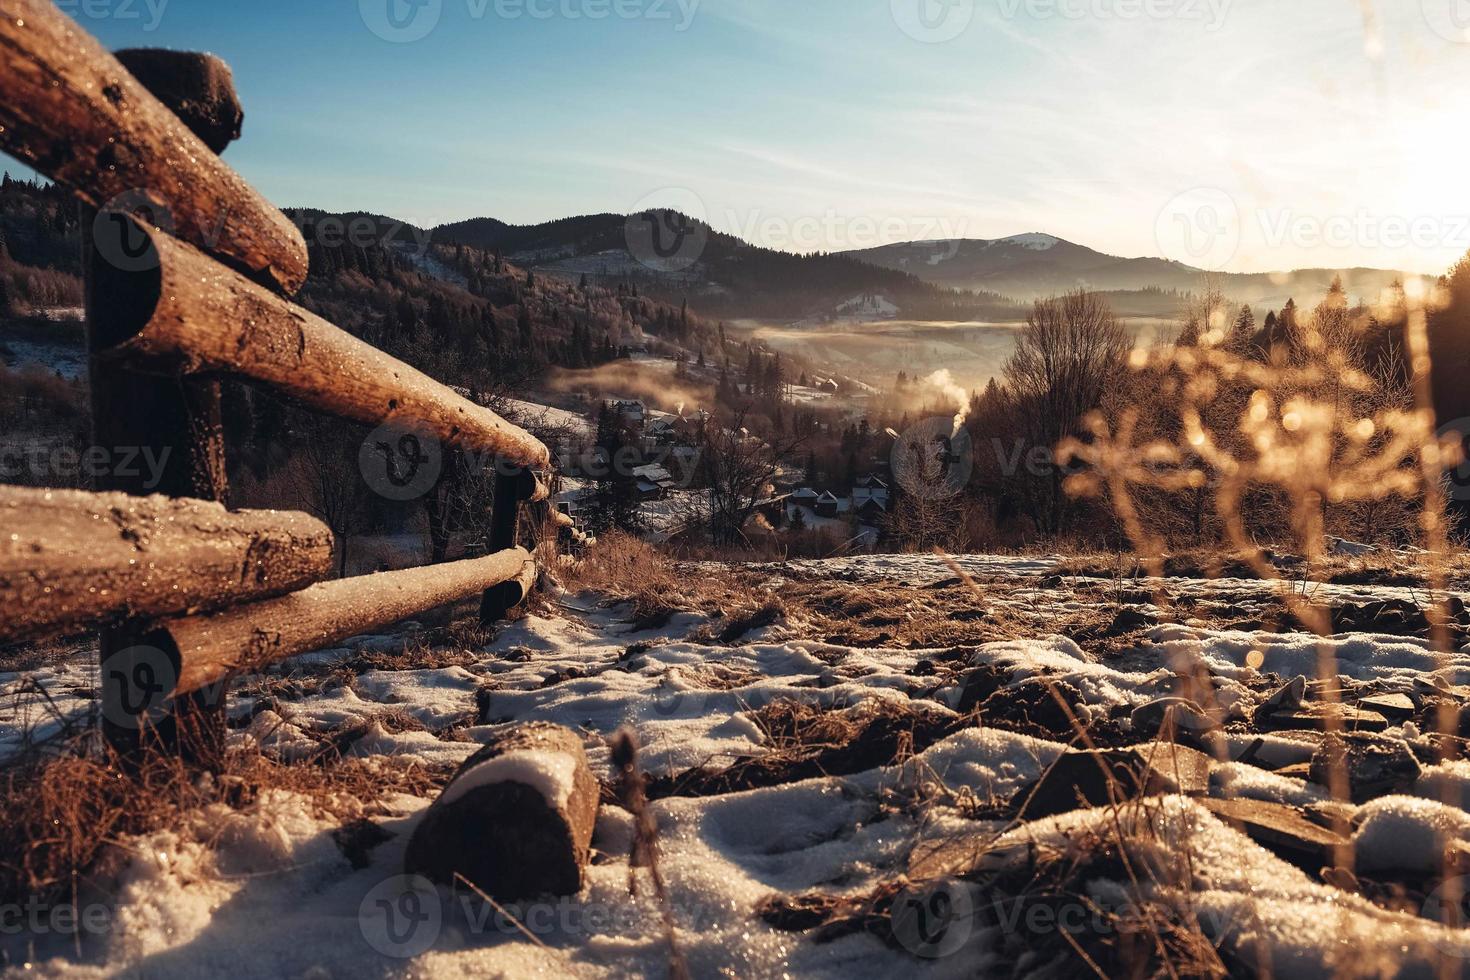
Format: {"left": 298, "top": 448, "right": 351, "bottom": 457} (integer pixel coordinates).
{"left": 1232, "top": 305, "right": 1256, "bottom": 341}
{"left": 589, "top": 404, "right": 642, "bottom": 534}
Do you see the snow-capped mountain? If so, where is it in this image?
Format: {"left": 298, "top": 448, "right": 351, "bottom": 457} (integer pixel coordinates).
{"left": 847, "top": 234, "right": 1408, "bottom": 308}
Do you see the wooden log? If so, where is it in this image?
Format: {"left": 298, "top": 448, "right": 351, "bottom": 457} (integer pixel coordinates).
{"left": 150, "top": 548, "right": 535, "bottom": 697}
{"left": 89, "top": 217, "right": 552, "bottom": 471}
{"left": 480, "top": 467, "right": 533, "bottom": 624}
{"left": 0, "top": 487, "right": 333, "bottom": 644}
{"left": 79, "top": 46, "right": 245, "bottom": 758}
{"left": 404, "top": 722, "right": 599, "bottom": 900}
{"left": 113, "top": 50, "right": 241, "bottom": 155}
{"left": 0, "top": 1, "right": 308, "bottom": 293}
{"left": 479, "top": 557, "right": 540, "bottom": 625}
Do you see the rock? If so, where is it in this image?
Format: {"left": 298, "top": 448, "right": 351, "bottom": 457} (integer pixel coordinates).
{"left": 1202, "top": 797, "right": 1349, "bottom": 871}
{"left": 1258, "top": 705, "right": 1389, "bottom": 734}
{"left": 1130, "top": 697, "right": 1218, "bottom": 736}
{"left": 404, "top": 722, "right": 599, "bottom": 900}
{"left": 1356, "top": 692, "right": 1415, "bottom": 723}
{"left": 1309, "top": 732, "right": 1422, "bottom": 804}
{"left": 1252, "top": 676, "right": 1307, "bottom": 725}
{"left": 114, "top": 49, "right": 244, "bottom": 153}
{"left": 1016, "top": 743, "right": 1213, "bottom": 820}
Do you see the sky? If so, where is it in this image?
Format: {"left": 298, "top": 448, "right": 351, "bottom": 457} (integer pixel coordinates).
{"left": 25, "top": 0, "right": 1470, "bottom": 274}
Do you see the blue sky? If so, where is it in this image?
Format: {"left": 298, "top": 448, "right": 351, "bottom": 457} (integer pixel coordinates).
{"left": 24, "top": 0, "right": 1470, "bottom": 273}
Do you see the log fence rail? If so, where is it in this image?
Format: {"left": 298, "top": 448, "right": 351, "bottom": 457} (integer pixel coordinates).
{"left": 0, "top": 0, "right": 556, "bottom": 755}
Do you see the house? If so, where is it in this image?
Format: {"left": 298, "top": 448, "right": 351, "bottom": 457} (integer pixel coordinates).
{"left": 791, "top": 487, "right": 820, "bottom": 506}
{"left": 815, "top": 491, "right": 842, "bottom": 519}
{"left": 632, "top": 463, "right": 679, "bottom": 501}
{"left": 609, "top": 399, "right": 647, "bottom": 428}
{"left": 852, "top": 475, "right": 891, "bottom": 514}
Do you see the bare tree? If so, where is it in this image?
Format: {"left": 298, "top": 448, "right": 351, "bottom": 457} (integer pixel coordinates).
{"left": 699, "top": 408, "right": 802, "bottom": 547}
{"left": 1003, "top": 290, "right": 1132, "bottom": 534}
{"left": 283, "top": 419, "right": 364, "bottom": 577}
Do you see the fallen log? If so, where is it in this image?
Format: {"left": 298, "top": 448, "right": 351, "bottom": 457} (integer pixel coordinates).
{"left": 404, "top": 722, "right": 599, "bottom": 900}
{"left": 89, "top": 217, "right": 551, "bottom": 471}
{"left": 0, "top": 1, "right": 308, "bottom": 293}
{"left": 0, "top": 487, "right": 331, "bottom": 644}
{"left": 151, "top": 547, "right": 534, "bottom": 697}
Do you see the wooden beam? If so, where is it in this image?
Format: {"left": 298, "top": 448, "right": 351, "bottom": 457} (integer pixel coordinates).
{"left": 89, "top": 216, "right": 553, "bottom": 471}
{"left": 0, "top": 1, "right": 308, "bottom": 293}
{"left": 0, "top": 487, "right": 333, "bottom": 645}
{"left": 481, "top": 467, "right": 535, "bottom": 624}
{"left": 150, "top": 548, "right": 535, "bottom": 698}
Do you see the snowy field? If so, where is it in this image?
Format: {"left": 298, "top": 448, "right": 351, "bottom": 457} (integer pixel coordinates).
{"left": 7, "top": 555, "right": 1470, "bottom": 975}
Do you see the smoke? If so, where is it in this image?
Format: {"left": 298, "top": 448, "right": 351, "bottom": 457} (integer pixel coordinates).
{"left": 921, "top": 369, "right": 971, "bottom": 435}
{"left": 545, "top": 362, "right": 712, "bottom": 415}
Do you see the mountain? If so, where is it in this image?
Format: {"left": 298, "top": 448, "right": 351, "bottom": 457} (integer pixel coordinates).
{"left": 431, "top": 211, "right": 1020, "bottom": 322}
{"left": 846, "top": 234, "right": 1411, "bottom": 310}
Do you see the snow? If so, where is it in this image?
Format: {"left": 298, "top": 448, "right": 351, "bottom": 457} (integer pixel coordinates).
{"left": 0, "top": 337, "right": 86, "bottom": 380}
{"left": 14, "top": 553, "right": 1470, "bottom": 975}
{"left": 436, "top": 749, "right": 580, "bottom": 809}
{"left": 995, "top": 233, "right": 1060, "bottom": 251}
{"left": 1354, "top": 796, "right": 1470, "bottom": 873}
{"left": 501, "top": 398, "right": 594, "bottom": 438}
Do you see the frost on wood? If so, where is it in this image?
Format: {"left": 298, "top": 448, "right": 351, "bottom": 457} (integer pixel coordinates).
{"left": 0, "top": 486, "right": 332, "bottom": 643}
{"left": 404, "top": 722, "right": 598, "bottom": 900}
{"left": 0, "top": 0, "right": 308, "bottom": 293}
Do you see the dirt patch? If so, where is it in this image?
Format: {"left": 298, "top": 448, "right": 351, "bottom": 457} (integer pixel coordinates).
{"left": 644, "top": 699, "right": 962, "bottom": 800}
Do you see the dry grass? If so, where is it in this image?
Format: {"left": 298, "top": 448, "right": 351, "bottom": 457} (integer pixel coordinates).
{"left": 1053, "top": 546, "right": 1470, "bottom": 589}
{"left": 762, "top": 798, "right": 1229, "bottom": 977}
{"left": 0, "top": 740, "right": 447, "bottom": 910}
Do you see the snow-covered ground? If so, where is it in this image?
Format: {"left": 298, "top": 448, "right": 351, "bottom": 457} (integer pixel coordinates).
{"left": 0, "top": 336, "right": 86, "bottom": 380}
{"left": 8, "top": 555, "right": 1470, "bottom": 975}
{"left": 501, "top": 398, "right": 594, "bottom": 439}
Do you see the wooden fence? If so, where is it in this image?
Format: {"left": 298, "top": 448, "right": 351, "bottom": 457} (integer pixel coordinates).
{"left": 0, "top": 1, "right": 557, "bottom": 755}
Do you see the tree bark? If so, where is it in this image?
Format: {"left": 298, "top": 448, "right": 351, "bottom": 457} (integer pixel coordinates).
{"left": 404, "top": 722, "right": 598, "bottom": 900}
{"left": 151, "top": 547, "right": 534, "bottom": 698}
{"left": 0, "top": 1, "right": 308, "bottom": 293}
{"left": 0, "top": 486, "right": 332, "bottom": 644}
{"left": 89, "top": 216, "right": 551, "bottom": 471}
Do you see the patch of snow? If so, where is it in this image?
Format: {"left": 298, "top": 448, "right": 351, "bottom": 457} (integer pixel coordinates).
{"left": 437, "top": 749, "right": 579, "bottom": 809}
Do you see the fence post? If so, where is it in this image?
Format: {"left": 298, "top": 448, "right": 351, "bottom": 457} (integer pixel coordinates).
{"left": 480, "top": 466, "right": 537, "bottom": 624}
{"left": 88, "top": 51, "right": 242, "bottom": 763}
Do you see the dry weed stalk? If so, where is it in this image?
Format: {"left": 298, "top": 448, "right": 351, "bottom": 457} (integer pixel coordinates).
{"left": 1057, "top": 283, "right": 1463, "bottom": 855}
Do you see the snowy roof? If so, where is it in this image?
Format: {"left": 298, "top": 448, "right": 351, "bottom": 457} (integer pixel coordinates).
{"left": 792, "top": 488, "right": 820, "bottom": 500}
